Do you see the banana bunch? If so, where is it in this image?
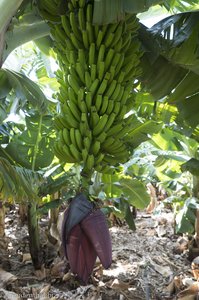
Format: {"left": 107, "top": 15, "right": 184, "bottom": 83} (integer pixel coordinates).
{"left": 39, "top": 0, "right": 142, "bottom": 174}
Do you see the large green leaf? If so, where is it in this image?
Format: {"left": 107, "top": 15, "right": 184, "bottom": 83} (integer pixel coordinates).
{"left": 181, "top": 158, "right": 199, "bottom": 176}
{"left": 115, "top": 178, "right": 150, "bottom": 209}
{"left": 150, "top": 12, "right": 199, "bottom": 74}
{"left": 1, "top": 112, "right": 54, "bottom": 170}
{"left": 126, "top": 119, "right": 163, "bottom": 149}
{"left": 175, "top": 198, "right": 198, "bottom": 234}
{"left": 0, "top": 157, "right": 41, "bottom": 201}
{"left": 93, "top": 0, "right": 163, "bottom": 24}
{"left": 0, "top": 69, "right": 48, "bottom": 113}
{"left": 139, "top": 13, "right": 199, "bottom": 127}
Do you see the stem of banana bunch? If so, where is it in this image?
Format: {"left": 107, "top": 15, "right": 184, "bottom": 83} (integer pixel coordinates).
{"left": 80, "top": 168, "right": 93, "bottom": 197}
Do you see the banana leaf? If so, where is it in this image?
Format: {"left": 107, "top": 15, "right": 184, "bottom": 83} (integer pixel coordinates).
{"left": 0, "top": 69, "right": 48, "bottom": 113}
{"left": 139, "top": 12, "right": 199, "bottom": 127}
{"left": 181, "top": 158, "right": 199, "bottom": 176}
{"left": 0, "top": 157, "right": 41, "bottom": 200}
{"left": 93, "top": 0, "right": 164, "bottom": 24}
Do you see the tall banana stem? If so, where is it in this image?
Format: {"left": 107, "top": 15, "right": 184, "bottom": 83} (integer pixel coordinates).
{"left": 193, "top": 176, "right": 199, "bottom": 247}
{"left": 27, "top": 202, "right": 43, "bottom": 269}
{"left": 27, "top": 115, "right": 43, "bottom": 270}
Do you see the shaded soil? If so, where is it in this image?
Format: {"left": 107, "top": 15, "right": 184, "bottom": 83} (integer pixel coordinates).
{"left": 0, "top": 206, "right": 195, "bottom": 299}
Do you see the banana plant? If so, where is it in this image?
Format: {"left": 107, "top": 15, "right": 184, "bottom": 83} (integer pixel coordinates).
{"left": 1, "top": 0, "right": 199, "bottom": 283}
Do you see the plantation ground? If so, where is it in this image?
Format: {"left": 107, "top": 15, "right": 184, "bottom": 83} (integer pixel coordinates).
{"left": 0, "top": 206, "right": 195, "bottom": 299}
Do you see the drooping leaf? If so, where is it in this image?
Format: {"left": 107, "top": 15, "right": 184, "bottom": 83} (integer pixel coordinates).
{"left": 0, "top": 69, "right": 48, "bottom": 113}
{"left": 175, "top": 198, "right": 198, "bottom": 234}
{"left": 181, "top": 158, "right": 199, "bottom": 176}
{"left": 115, "top": 178, "right": 150, "bottom": 209}
{"left": 0, "top": 157, "right": 41, "bottom": 201}
{"left": 37, "top": 191, "right": 73, "bottom": 214}
{"left": 139, "top": 13, "right": 199, "bottom": 127}
{"left": 1, "top": 112, "right": 54, "bottom": 170}
{"left": 126, "top": 119, "right": 163, "bottom": 149}
{"left": 124, "top": 202, "right": 136, "bottom": 230}
{"left": 93, "top": 0, "right": 164, "bottom": 24}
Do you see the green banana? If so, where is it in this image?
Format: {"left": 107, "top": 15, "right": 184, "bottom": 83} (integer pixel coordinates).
{"left": 90, "top": 108, "right": 100, "bottom": 128}
{"left": 82, "top": 148, "right": 88, "bottom": 162}
{"left": 85, "top": 154, "right": 95, "bottom": 170}
{"left": 98, "top": 61, "right": 105, "bottom": 81}
{"left": 93, "top": 114, "right": 108, "bottom": 136}
{"left": 70, "top": 32, "right": 83, "bottom": 50}
{"left": 92, "top": 140, "right": 101, "bottom": 156}
{"left": 89, "top": 43, "right": 95, "bottom": 66}
{"left": 90, "top": 64, "right": 97, "bottom": 81}
{"left": 86, "top": 4, "right": 93, "bottom": 23}
{"left": 70, "top": 11, "right": 82, "bottom": 41}
{"left": 85, "top": 92, "right": 92, "bottom": 110}
{"left": 104, "top": 112, "right": 116, "bottom": 132}
{"left": 106, "top": 123, "right": 123, "bottom": 136}
{"left": 95, "top": 94, "right": 102, "bottom": 112}
{"left": 63, "top": 128, "right": 71, "bottom": 145}
{"left": 105, "top": 80, "right": 117, "bottom": 98}
{"left": 78, "top": 8, "right": 86, "bottom": 31}
{"left": 83, "top": 136, "right": 92, "bottom": 151}
{"left": 105, "top": 99, "right": 114, "bottom": 115}
{"left": 85, "top": 71, "right": 92, "bottom": 89}
{"left": 69, "top": 144, "right": 82, "bottom": 162}
{"left": 68, "top": 74, "right": 80, "bottom": 95}
{"left": 96, "top": 30, "right": 104, "bottom": 48}
{"left": 75, "top": 128, "right": 83, "bottom": 152}
{"left": 61, "top": 15, "right": 71, "bottom": 37}
{"left": 89, "top": 78, "right": 99, "bottom": 95}
{"left": 82, "top": 30, "right": 89, "bottom": 49}
{"left": 76, "top": 62, "right": 85, "bottom": 83}
{"left": 104, "top": 48, "right": 115, "bottom": 72}
{"left": 86, "top": 21, "right": 94, "bottom": 44}
{"left": 62, "top": 144, "right": 77, "bottom": 163}
{"left": 97, "top": 79, "right": 108, "bottom": 94}
{"left": 99, "top": 95, "right": 109, "bottom": 115}
{"left": 79, "top": 0, "right": 86, "bottom": 8}
{"left": 95, "top": 153, "right": 104, "bottom": 164}
{"left": 70, "top": 127, "right": 78, "bottom": 149}
{"left": 97, "top": 131, "right": 107, "bottom": 143}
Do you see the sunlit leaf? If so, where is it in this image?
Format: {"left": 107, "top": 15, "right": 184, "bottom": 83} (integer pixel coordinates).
{"left": 115, "top": 178, "right": 150, "bottom": 209}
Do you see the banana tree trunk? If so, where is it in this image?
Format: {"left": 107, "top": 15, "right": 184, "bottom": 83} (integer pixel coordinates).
{"left": 0, "top": 201, "right": 5, "bottom": 237}
{"left": 193, "top": 176, "right": 199, "bottom": 247}
{"left": 18, "top": 203, "right": 27, "bottom": 225}
{"left": 27, "top": 202, "right": 43, "bottom": 270}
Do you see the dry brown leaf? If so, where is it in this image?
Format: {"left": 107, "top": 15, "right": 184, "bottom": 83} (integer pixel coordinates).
{"left": 50, "top": 261, "right": 66, "bottom": 277}
{"left": 39, "top": 284, "right": 51, "bottom": 300}
{"left": 165, "top": 276, "right": 183, "bottom": 295}
{"left": 177, "top": 295, "right": 196, "bottom": 300}
{"left": 34, "top": 265, "right": 46, "bottom": 280}
{"left": 191, "top": 256, "right": 199, "bottom": 280}
{"left": 0, "top": 268, "right": 17, "bottom": 288}
{"left": 177, "top": 282, "right": 199, "bottom": 298}
{"left": 150, "top": 260, "right": 173, "bottom": 277}
{"left": 0, "top": 288, "right": 20, "bottom": 300}
{"left": 62, "top": 272, "right": 72, "bottom": 282}
{"left": 22, "top": 253, "right": 32, "bottom": 263}
{"left": 106, "top": 278, "right": 130, "bottom": 291}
